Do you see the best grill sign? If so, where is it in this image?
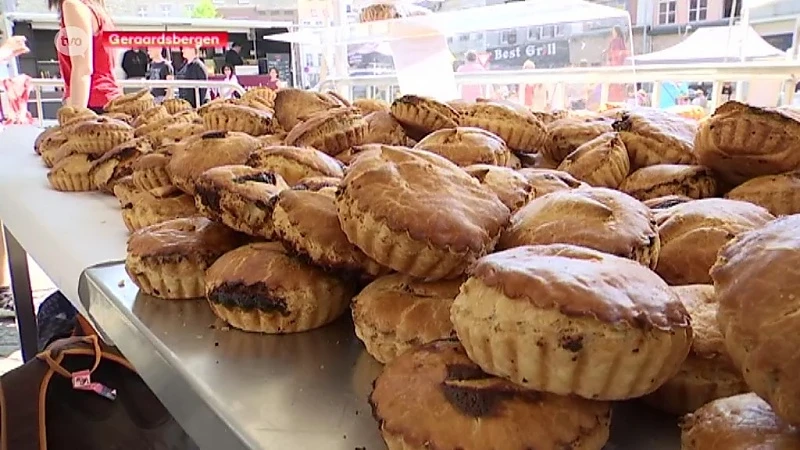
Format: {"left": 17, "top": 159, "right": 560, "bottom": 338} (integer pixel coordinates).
{"left": 488, "top": 41, "right": 570, "bottom": 68}
{"left": 493, "top": 42, "right": 559, "bottom": 61}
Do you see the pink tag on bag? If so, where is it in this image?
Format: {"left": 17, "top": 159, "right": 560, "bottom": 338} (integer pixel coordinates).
{"left": 71, "top": 370, "right": 117, "bottom": 401}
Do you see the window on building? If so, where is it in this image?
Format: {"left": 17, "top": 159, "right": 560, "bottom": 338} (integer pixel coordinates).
{"left": 137, "top": 5, "right": 148, "bottom": 16}
{"left": 458, "top": 34, "right": 470, "bottom": 42}
{"left": 500, "top": 30, "right": 517, "bottom": 45}
{"left": 723, "top": 0, "right": 742, "bottom": 18}
{"left": 657, "top": 0, "right": 677, "bottom": 24}
{"left": 160, "top": 3, "right": 172, "bottom": 16}
{"left": 688, "top": 0, "right": 708, "bottom": 21}
{"left": 527, "top": 27, "right": 539, "bottom": 40}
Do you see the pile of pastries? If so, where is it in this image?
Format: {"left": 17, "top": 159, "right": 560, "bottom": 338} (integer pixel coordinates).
{"left": 33, "top": 88, "right": 800, "bottom": 449}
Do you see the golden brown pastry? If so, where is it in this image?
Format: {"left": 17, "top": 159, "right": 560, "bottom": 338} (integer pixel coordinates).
{"left": 644, "top": 195, "right": 693, "bottom": 210}
{"left": 283, "top": 107, "right": 367, "bottom": 156}
{"left": 532, "top": 109, "right": 570, "bottom": 125}
{"left": 47, "top": 154, "right": 98, "bottom": 192}
{"left": 71, "top": 117, "right": 134, "bottom": 155}
{"left": 89, "top": 137, "right": 154, "bottom": 193}
{"left": 336, "top": 146, "right": 510, "bottom": 281}
{"left": 131, "top": 147, "right": 174, "bottom": 191}
{"left": 460, "top": 102, "right": 547, "bottom": 153}
{"left": 132, "top": 105, "right": 169, "bottom": 129}
{"left": 557, "top": 131, "right": 630, "bottom": 188}
{"left": 150, "top": 122, "right": 205, "bottom": 149}
{"left": 125, "top": 217, "right": 241, "bottom": 299}
{"left": 644, "top": 285, "right": 748, "bottom": 415}
{"left": 161, "top": 98, "right": 193, "bottom": 115}
{"left": 500, "top": 187, "right": 660, "bottom": 268}
{"left": 37, "top": 129, "right": 69, "bottom": 166}
{"left": 371, "top": 340, "right": 612, "bottom": 450}
{"left": 463, "top": 165, "right": 533, "bottom": 212}
{"left": 353, "top": 98, "right": 390, "bottom": 114}
{"left": 293, "top": 176, "right": 340, "bottom": 191}
{"left": 363, "top": 111, "right": 415, "bottom": 146}
{"left": 167, "top": 130, "right": 261, "bottom": 195}
{"left": 680, "top": 393, "right": 800, "bottom": 450}
{"left": 102, "top": 112, "right": 133, "bottom": 125}
{"left": 612, "top": 108, "right": 698, "bottom": 169}
{"left": 414, "top": 127, "right": 512, "bottom": 167}
{"left": 273, "top": 88, "right": 338, "bottom": 131}
{"left": 104, "top": 88, "right": 155, "bottom": 116}
{"left": 246, "top": 145, "right": 344, "bottom": 185}
{"left": 517, "top": 168, "right": 585, "bottom": 197}
{"left": 112, "top": 175, "right": 139, "bottom": 207}
{"left": 56, "top": 105, "right": 96, "bottom": 126}
{"left": 390, "top": 95, "right": 460, "bottom": 141}
{"left": 696, "top": 101, "right": 800, "bottom": 185}
{"left": 542, "top": 117, "right": 613, "bottom": 163}
{"left": 121, "top": 186, "right": 199, "bottom": 232}
{"left": 359, "top": 3, "right": 400, "bottom": 22}
{"left": 451, "top": 244, "right": 692, "bottom": 400}
{"left": 619, "top": 164, "right": 718, "bottom": 202}
{"left": 655, "top": 198, "right": 774, "bottom": 285}
{"left": 135, "top": 110, "right": 198, "bottom": 140}
{"left": 713, "top": 214, "right": 800, "bottom": 426}
{"left": 205, "top": 242, "right": 355, "bottom": 333}
{"left": 272, "top": 188, "right": 385, "bottom": 276}
{"left": 34, "top": 126, "right": 60, "bottom": 156}
{"left": 725, "top": 171, "right": 800, "bottom": 216}
{"left": 352, "top": 275, "right": 460, "bottom": 364}
{"left": 194, "top": 165, "right": 288, "bottom": 238}
{"left": 202, "top": 103, "right": 274, "bottom": 136}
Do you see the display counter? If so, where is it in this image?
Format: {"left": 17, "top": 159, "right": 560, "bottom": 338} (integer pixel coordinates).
{"left": 0, "top": 125, "right": 680, "bottom": 449}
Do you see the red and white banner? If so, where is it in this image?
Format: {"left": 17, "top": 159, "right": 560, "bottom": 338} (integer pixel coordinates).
{"left": 102, "top": 31, "right": 228, "bottom": 48}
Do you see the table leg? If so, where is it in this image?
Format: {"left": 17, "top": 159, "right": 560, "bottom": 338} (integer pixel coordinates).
{"left": 2, "top": 227, "right": 38, "bottom": 362}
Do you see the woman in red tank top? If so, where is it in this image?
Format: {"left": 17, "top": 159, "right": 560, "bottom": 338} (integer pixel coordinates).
{"left": 51, "top": 0, "right": 121, "bottom": 112}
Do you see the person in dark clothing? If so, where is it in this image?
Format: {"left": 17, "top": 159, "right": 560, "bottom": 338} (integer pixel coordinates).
{"left": 177, "top": 45, "right": 208, "bottom": 108}
{"left": 224, "top": 43, "right": 245, "bottom": 67}
{"left": 147, "top": 47, "right": 174, "bottom": 102}
{"left": 121, "top": 47, "right": 148, "bottom": 79}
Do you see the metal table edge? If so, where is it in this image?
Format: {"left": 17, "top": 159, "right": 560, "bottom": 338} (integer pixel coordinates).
{"left": 78, "top": 262, "right": 261, "bottom": 450}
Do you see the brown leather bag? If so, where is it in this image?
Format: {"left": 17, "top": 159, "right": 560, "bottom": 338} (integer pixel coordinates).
{"left": 0, "top": 321, "right": 197, "bottom": 450}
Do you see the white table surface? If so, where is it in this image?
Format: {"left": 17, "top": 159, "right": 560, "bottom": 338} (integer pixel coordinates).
{"left": 0, "top": 125, "right": 128, "bottom": 308}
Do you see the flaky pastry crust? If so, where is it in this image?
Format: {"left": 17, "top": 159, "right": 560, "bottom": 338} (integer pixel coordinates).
{"left": 451, "top": 244, "right": 692, "bottom": 400}
{"left": 463, "top": 164, "right": 533, "bottom": 213}
{"left": 460, "top": 102, "right": 546, "bottom": 153}
{"left": 612, "top": 108, "right": 698, "bottom": 169}
{"left": 414, "top": 127, "right": 512, "bottom": 167}
{"left": 712, "top": 214, "right": 800, "bottom": 426}
{"left": 335, "top": 146, "right": 510, "bottom": 280}
{"left": 724, "top": 171, "right": 800, "bottom": 216}
{"left": 284, "top": 107, "right": 367, "bottom": 156}
{"left": 390, "top": 95, "right": 460, "bottom": 140}
{"left": 557, "top": 131, "right": 630, "bottom": 188}
{"left": 620, "top": 164, "right": 717, "bottom": 202}
{"left": 542, "top": 117, "right": 613, "bottom": 163}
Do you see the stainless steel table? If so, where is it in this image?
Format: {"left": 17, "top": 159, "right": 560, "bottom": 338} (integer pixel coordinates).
{"left": 79, "top": 262, "right": 681, "bottom": 450}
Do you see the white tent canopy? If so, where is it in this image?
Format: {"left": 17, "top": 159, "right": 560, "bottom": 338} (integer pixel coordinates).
{"left": 628, "top": 26, "right": 785, "bottom": 64}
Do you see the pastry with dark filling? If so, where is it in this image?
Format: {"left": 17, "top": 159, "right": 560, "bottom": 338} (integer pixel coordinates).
{"left": 194, "top": 165, "right": 288, "bottom": 238}
{"left": 167, "top": 130, "right": 261, "bottom": 195}
{"left": 272, "top": 188, "right": 385, "bottom": 276}
{"left": 517, "top": 168, "right": 586, "bottom": 197}
{"left": 370, "top": 339, "right": 612, "bottom": 450}
{"left": 463, "top": 165, "right": 533, "bottom": 212}
{"left": 292, "top": 176, "right": 340, "bottom": 191}
{"left": 644, "top": 284, "right": 748, "bottom": 415}
{"left": 47, "top": 153, "right": 99, "bottom": 192}
{"left": 389, "top": 95, "right": 460, "bottom": 141}
{"left": 132, "top": 147, "right": 175, "bottom": 191}
{"left": 150, "top": 122, "right": 205, "bottom": 150}
{"left": 680, "top": 393, "right": 800, "bottom": 450}
{"left": 500, "top": 187, "right": 660, "bottom": 269}
{"left": 654, "top": 198, "right": 774, "bottom": 285}
{"left": 205, "top": 242, "right": 354, "bottom": 333}
{"left": 352, "top": 275, "right": 460, "bottom": 364}
{"left": 620, "top": 164, "right": 717, "bottom": 202}
{"left": 90, "top": 137, "right": 154, "bottom": 193}
{"left": 246, "top": 145, "right": 344, "bottom": 185}
{"left": 137, "top": 110, "right": 199, "bottom": 139}
{"left": 557, "top": 131, "right": 630, "bottom": 188}
{"left": 724, "top": 171, "right": 800, "bottom": 216}
{"left": 121, "top": 186, "right": 200, "bottom": 232}
{"left": 71, "top": 117, "right": 135, "bottom": 155}
{"left": 451, "top": 244, "right": 692, "bottom": 400}
{"left": 283, "top": 107, "right": 367, "bottom": 157}
{"left": 414, "top": 127, "right": 512, "bottom": 167}
{"left": 131, "top": 105, "right": 169, "bottom": 129}
{"left": 38, "top": 129, "right": 69, "bottom": 167}
{"left": 126, "top": 217, "right": 242, "bottom": 299}
{"left": 612, "top": 108, "right": 698, "bottom": 169}
{"left": 336, "top": 146, "right": 510, "bottom": 281}
{"left": 643, "top": 195, "right": 693, "bottom": 210}
{"left": 460, "top": 102, "right": 547, "bottom": 153}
